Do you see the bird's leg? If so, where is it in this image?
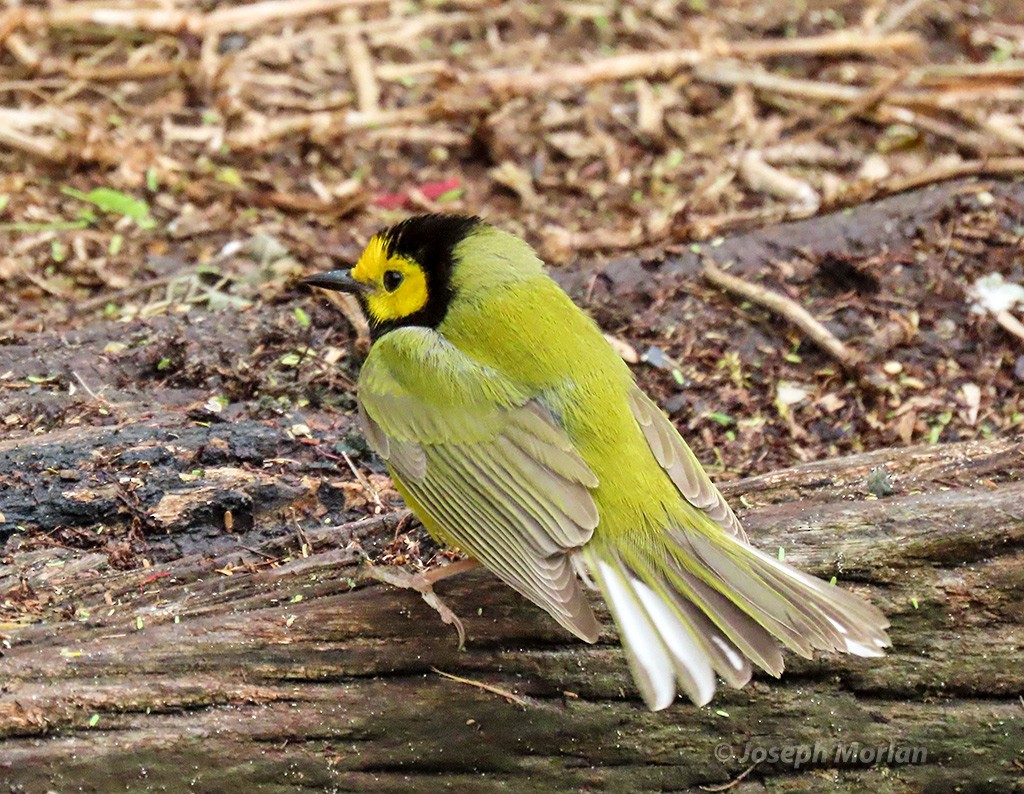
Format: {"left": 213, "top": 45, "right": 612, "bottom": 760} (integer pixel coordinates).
{"left": 363, "top": 558, "right": 480, "bottom": 650}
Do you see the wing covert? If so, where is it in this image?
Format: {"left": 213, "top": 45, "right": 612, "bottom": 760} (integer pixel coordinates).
{"left": 356, "top": 327, "right": 601, "bottom": 641}
{"left": 627, "top": 386, "right": 747, "bottom": 541}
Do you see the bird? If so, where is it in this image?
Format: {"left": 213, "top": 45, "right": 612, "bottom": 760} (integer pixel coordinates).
{"left": 304, "top": 213, "right": 890, "bottom": 711}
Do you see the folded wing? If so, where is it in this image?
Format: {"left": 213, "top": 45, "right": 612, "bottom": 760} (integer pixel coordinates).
{"left": 357, "top": 327, "right": 601, "bottom": 641}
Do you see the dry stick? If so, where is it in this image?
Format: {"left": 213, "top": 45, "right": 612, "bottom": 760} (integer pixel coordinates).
{"left": 994, "top": 311, "right": 1024, "bottom": 345}
{"left": 793, "top": 68, "right": 910, "bottom": 143}
{"left": 73, "top": 276, "right": 179, "bottom": 315}
{"left": 0, "top": 8, "right": 25, "bottom": 46}
{"left": 225, "top": 31, "right": 922, "bottom": 147}
{"left": 477, "top": 30, "right": 921, "bottom": 93}
{"left": 694, "top": 61, "right": 1019, "bottom": 109}
{"left": 873, "top": 105, "right": 995, "bottom": 155}
{"left": 19, "top": 0, "right": 387, "bottom": 35}
{"left": 69, "top": 61, "right": 193, "bottom": 83}
{"left": 876, "top": 0, "right": 936, "bottom": 33}
{"left": 879, "top": 157, "right": 1024, "bottom": 195}
{"left": 977, "top": 113, "right": 1024, "bottom": 152}
{"left": 4, "top": 31, "right": 40, "bottom": 68}
{"left": 696, "top": 62, "right": 865, "bottom": 101}
{"left": 699, "top": 762, "right": 762, "bottom": 793}
{"left": 199, "top": 0, "right": 385, "bottom": 34}
{"left": 735, "top": 29, "right": 922, "bottom": 58}
{"left": 697, "top": 63, "right": 1010, "bottom": 153}
{"left": 22, "top": 6, "right": 192, "bottom": 33}
{"left": 228, "top": 104, "right": 438, "bottom": 149}
{"left": 342, "top": 8, "right": 380, "bottom": 115}
{"left": 737, "top": 151, "right": 820, "bottom": 213}
{"left": 431, "top": 668, "right": 531, "bottom": 707}
{"left": 907, "top": 59, "right": 1024, "bottom": 86}
{"left": 364, "top": 126, "right": 470, "bottom": 146}
{"left": 701, "top": 257, "right": 883, "bottom": 391}
{"left": 225, "top": 8, "right": 513, "bottom": 74}
{"left": 0, "top": 125, "right": 65, "bottom": 162}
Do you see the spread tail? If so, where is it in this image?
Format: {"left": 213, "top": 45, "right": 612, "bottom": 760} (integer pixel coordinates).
{"left": 579, "top": 530, "right": 890, "bottom": 710}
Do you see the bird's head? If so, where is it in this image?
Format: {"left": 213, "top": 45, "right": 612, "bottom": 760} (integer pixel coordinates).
{"left": 304, "top": 214, "right": 483, "bottom": 337}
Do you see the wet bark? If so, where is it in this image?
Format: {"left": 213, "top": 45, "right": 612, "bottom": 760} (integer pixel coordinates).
{"left": 2, "top": 431, "right": 1022, "bottom": 793}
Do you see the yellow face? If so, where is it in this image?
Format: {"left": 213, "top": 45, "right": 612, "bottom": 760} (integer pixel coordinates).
{"left": 351, "top": 235, "right": 429, "bottom": 324}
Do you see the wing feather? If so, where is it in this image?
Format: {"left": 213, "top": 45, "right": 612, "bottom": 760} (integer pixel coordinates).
{"left": 356, "top": 327, "right": 601, "bottom": 642}
{"left": 628, "top": 387, "right": 747, "bottom": 540}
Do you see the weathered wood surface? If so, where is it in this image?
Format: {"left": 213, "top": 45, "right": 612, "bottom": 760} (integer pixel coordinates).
{"left": 2, "top": 180, "right": 1024, "bottom": 791}
{"left": 2, "top": 433, "right": 1022, "bottom": 793}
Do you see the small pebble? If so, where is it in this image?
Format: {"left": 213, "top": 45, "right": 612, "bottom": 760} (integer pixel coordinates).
{"left": 934, "top": 318, "right": 957, "bottom": 340}
{"left": 883, "top": 360, "right": 903, "bottom": 375}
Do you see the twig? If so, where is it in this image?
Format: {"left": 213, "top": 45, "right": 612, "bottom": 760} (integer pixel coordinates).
{"left": 995, "top": 311, "right": 1024, "bottom": 345}
{"left": 540, "top": 223, "right": 647, "bottom": 262}
{"left": 238, "top": 545, "right": 280, "bottom": 561}
{"left": 341, "top": 451, "right": 383, "bottom": 512}
{"left": 794, "top": 68, "right": 910, "bottom": 143}
{"left": 907, "top": 60, "right": 1024, "bottom": 87}
{"left": 228, "top": 104, "right": 437, "bottom": 149}
{"left": 4, "top": 31, "right": 41, "bottom": 68}
{"left": 69, "top": 61, "right": 193, "bottom": 83}
{"left": 876, "top": 0, "right": 936, "bottom": 33}
{"left": 247, "top": 188, "right": 366, "bottom": 218}
{"left": 72, "top": 371, "right": 107, "bottom": 403}
{"left": 226, "top": 8, "right": 513, "bottom": 75}
{"left": 694, "top": 62, "right": 1015, "bottom": 111}
{"left": 431, "top": 668, "right": 531, "bottom": 707}
{"left": 363, "top": 126, "right": 470, "bottom": 146}
{"left": 976, "top": 113, "right": 1024, "bottom": 152}
{"left": 699, "top": 761, "right": 761, "bottom": 792}
{"left": 290, "top": 510, "right": 313, "bottom": 556}
{"left": 0, "top": 126, "right": 65, "bottom": 163}
{"left": 879, "top": 157, "right": 1024, "bottom": 195}
{"left": 687, "top": 206, "right": 790, "bottom": 240}
{"left": 478, "top": 30, "right": 921, "bottom": 93}
{"left": 737, "top": 151, "right": 820, "bottom": 213}
{"left": 73, "top": 276, "right": 178, "bottom": 315}
{"left": 0, "top": 8, "right": 26, "bottom": 46}
{"left": 696, "top": 62, "right": 884, "bottom": 104}
{"left": 872, "top": 105, "right": 995, "bottom": 155}
{"left": 19, "top": 0, "right": 387, "bottom": 36}
{"left": 199, "top": 0, "right": 384, "bottom": 34}
{"left": 734, "top": 29, "right": 922, "bottom": 59}
{"left": 342, "top": 8, "right": 380, "bottom": 115}
{"left": 701, "top": 257, "right": 880, "bottom": 389}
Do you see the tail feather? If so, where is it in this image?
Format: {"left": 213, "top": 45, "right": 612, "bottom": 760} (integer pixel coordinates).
{"left": 657, "top": 556, "right": 786, "bottom": 676}
{"left": 631, "top": 558, "right": 754, "bottom": 688}
{"left": 588, "top": 553, "right": 714, "bottom": 709}
{"left": 749, "top": 549, "right": 889, "bottom": 656}
{"left": 689, "top": 530, "right": 889, "bottom": 654}
{"left": 583, "top": 526, "right": 890, "bottom": 710}
{"left": 682, "top": 531, "right": 843, "bottom": 656}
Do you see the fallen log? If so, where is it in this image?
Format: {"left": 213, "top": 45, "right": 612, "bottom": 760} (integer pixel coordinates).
{"left": 2, "top": 178, "right": 1023, "bottom": 790}
{"left": 1, "top": 435, "right": 1022, "bottom": 792}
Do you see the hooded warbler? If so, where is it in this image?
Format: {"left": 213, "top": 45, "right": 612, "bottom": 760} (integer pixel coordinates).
{"left": 305, "top": 214, "right": 889, "bottom": 711}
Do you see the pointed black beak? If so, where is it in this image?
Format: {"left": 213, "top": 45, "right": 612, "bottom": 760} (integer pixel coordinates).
{"left": 302, "top": 269, "right": 368, "bottom": 294}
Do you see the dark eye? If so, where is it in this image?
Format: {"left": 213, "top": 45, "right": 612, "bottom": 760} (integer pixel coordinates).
{"left": 382, "top": 270, "right": 404, "bottom": 292}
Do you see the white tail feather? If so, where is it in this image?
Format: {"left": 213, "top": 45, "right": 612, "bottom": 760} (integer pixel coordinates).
{"left": 592, "top": 555, "right": 717, "bottom": 710}
{"left": 632, "top": 579, "right": 716, "bottom": 706}
{"left": 582, "top": 529, "right": 890, "bottom": 710}
{"left": 593, "top": 558, "right": 676, "bottom": 710}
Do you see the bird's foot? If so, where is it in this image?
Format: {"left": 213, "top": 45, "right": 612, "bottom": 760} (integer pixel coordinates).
{"left": 363, "top": 558, "right": 480, "bottom": 650}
